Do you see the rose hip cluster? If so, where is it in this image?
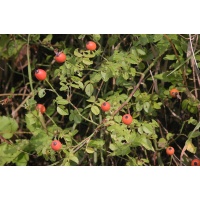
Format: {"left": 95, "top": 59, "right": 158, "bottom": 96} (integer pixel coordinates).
{"left": 100, "top": 102, "right": 133, "bottom": 125}
{"left": 34, "top": 41, "right": 97, "bottom": 151}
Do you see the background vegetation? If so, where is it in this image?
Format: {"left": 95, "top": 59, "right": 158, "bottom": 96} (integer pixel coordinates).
{"left": 0, "top": 34, "right": 200, "bottom": 166}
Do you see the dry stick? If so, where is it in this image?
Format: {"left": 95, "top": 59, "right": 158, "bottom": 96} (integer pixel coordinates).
{"left": 95, "top": 80, "right": 104, "bottom": 100}
{"left": 189, "top": 34, "right": 200, "bottom": 89}
{"left": 189, "top": 35, "right": 198, "bottom": 98}
{"left": 180, "top": 145, "right": 187, "bottom": 166}
{"left": 148, "top": 49, "right": 159, "bottom": 103}
{"left": 164, "top": 34, "right": 180, "bottom": 62}
{"left": 149, "top": 69, "right": 158, "bottom": 94}
{"left": 11, "top": 92, "right": 33, "bottom": 118}
{"left": 179, "top": 34, "right": 196, "bottom": 40}
{"left": 167, "top": 107, "right": 182, "bottom": 121}
{"left": 0, "top": 135, "right": 12, "bottom": 144}
{"left": 191, "top": 57, "right": 198, "bottom": 98}
{"left": 0, "top": 93, "right": 30, "bottom": 97}
{"left": 156, "top": 119, "right": 168, "bottom": 138}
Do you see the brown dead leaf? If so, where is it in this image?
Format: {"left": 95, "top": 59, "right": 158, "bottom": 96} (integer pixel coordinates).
{"left": 15, "top": 44, "right": 30, "bottom": 71}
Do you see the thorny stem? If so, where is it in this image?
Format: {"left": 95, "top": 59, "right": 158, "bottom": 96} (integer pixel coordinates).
{"left": 27, "top": 34, "right": 34, "bottom": 95}
{"left": 45, "top": 79, "right": 59, "bottom": 96}
{"left": 45, "top": 113, "right": 57, "bottom": 126}
{"left": 112, "top": 55, "right": 161, "bottom": 117}
{"left": 69, "top": 102, "right": 99, "bottom": 126}
{"left": 70, "top": 55, "right": 162, "bottom": 154}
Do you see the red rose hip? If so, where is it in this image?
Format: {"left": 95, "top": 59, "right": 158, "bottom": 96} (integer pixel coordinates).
{"left": 51, "top": 140, "right": 62, "bottom": 151}
{"left": 122, "top": 114, "right": 133, "bottom": 125}
{"left": 101, "top": 102, "right": 111, "bottom": 112}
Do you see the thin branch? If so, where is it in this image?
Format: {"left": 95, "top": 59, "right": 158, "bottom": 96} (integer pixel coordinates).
{"left": 189, "top": 34, "right": 200, "bottom": 88}
{"left": 112, "top": 55, "right": 161, "bottom": 117}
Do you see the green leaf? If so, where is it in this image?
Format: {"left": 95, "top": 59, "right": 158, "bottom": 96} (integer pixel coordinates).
{"left": 187, "top": 105, "right": 198, "bottom": 114}
{"left": 86, "top": 147, "right": 95, "bottom": 154}
{"left": 158, "top": 44, "right": 169, "bottom": 56}
{"left": 116, "top": 145, "right": 131, "bottom": 156}
{"left": 83, "top": 58, "right": 93, "bottom": 65}
{"left": 74, "top": 48, "right": 83, "bottom": 57}
{"left": 0, "top": 143, "right": 20, "bottom": 165}
{"left": 14, "top": 153, "right": 29, "bottom": 166}
{"left": 86, "top": 96, "right": 96, "bottom": 103}
{"left": 166, "top": 133, "right": 174, "bottom": 141}
{"left": 93, "top": 34, "right": 101, "bottom": 42}
{"left": 57, "top": 106, "right": 69, "bottom": 116}
{"left": 31, "top": 34, "right": 40, "bottom": 41}
{"left": 158, "top": 138, "right": 167, "bottom": 148}
{"left": 153, "top": 34, "right": 163, "bottom": 42}
{"left": 77, "top": 81, "right": 84, "bottom": 89}
{"left": 142, "top": 123, "right": 154, "bottom": 134}
{"left": 29, "top": 132, "right": 51, "bottom": 154}
{"left": 182, "top": 99, "right": 189, "bottom": 110}
{"left": 188, "top": 131, "right": 200, "bottom": 139}
{"left": 143, "top": 102, "right": 150, "bottom": 113}
{"left": 83, "top": 51, "right": 96, "bottom": 58}
{"left": 85, "top": 83, "right": 94, "bottom": 96}
{"left": 136, "top": 102, "right": 143, "bottom": 111}
{"left": 91, "top": 105, "right": 100, "bottom": 115}
{"left": 110, "top": 143, "right": 131, "bottom": 156}
{"left": 122, "top": 72, "right": 129, "bottom": 80}
{"left": 56, "top": 96, "right": 69, "bottom": 105}
{"left": 114, "top": 115, "right": 122, "bottom": 123}
{"left": 7, "top": 40, "right": 26, "bottom": 57}
{"left": 69, "top": 153, "right": 79, "bottom": 164}
{"left": 42, "top": 34, "right": 52, "bottom": 43}
{"left": 153, "top": 102, "right": 162, "bottom": 109}
{"left": 185, "top": 139, "right": 196, "bottom": 154}
{"left": 90, "top": 72, "right": 102, "bottom": 83}
{"left": 101, "top": 71, "right": 110, "bottom": 82}
{"left": 89, "top": 139, "right": 105, "bottom": 148}
{"left": 38, "top": 88, "right": 46, "bottom": 98}
{"left": 1, "top": 132, "right": 13, "bottom": 139}
{"left": 140, "top": 135, "right": 155, "bottom": 151}
{"left": 163, "top": 54, "right": 177, "bottom": 60}
{"left": 0, "top": 116, "right": 18, "bottom": 136}
{"left": 69, "top": 110, "right": 82, "bottom": 124}
{"left": 107, "top": 35, "right": 119, "bottom": 46}
{"left": 26, "top": 98, "right": 37, "bottom": 107}
{"left": 188, "top": 117, "right": 197, "bottom": 125}
{"left": 136, "top": 48, "right": 146, "bottom": 55}
{"left": 130, "top": 68, "right": 136, "bottom": 76}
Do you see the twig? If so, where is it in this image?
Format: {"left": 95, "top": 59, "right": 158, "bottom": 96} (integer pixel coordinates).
{"left": 11, "top": 92, "right": 33, "bottom": 118}
{"left": 112, "top": 55, "right": 161, "bottom": 117}
{"left": 179, "top": 145, "right": 187, "bottom": 166}
{"left": 112, "top": 74, "right": 144, "bottom": 116}
{"left": 27, "top": 34, "right": 34, "bottom": 95}
{"left": 189, "top": 34, "right": 200, "bottom": 89}
{"left": 0, "top": 93, "right": 30, "bottom": 97}
{"left": 69, "top": 102, "right": 99, "bottom": 126}
{"left": 149, "top": 69, "right": 158, "bottom": 94}
{"left": 167, "top": 107, "right": 182, "bottom": 121}
{"left": 164, "top": 34, "right": 180, "bottom": 62}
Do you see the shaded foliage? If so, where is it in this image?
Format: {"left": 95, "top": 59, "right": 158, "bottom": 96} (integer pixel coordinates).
{"left": 0, "top": 34, "right": 200, "bottom": 166}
